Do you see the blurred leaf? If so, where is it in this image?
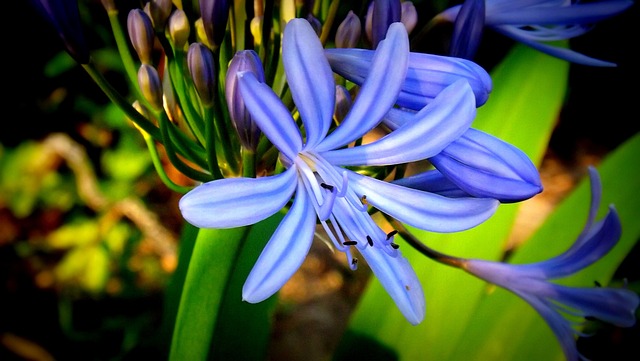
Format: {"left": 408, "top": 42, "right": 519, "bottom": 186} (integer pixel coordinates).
{"left": 55, "top": 246, "right": 110, "bottom": 293}
{"left": 338, "top": 43, "right": 570, "bottom": 361}
{"left": 102, "top": 132, "right": 151, "bottom": 181}
{"left": 47, "top": 218, "right": 99, "bottom": 249}
{"left": 43, "top": 51, "right": 77, "bottom": 78}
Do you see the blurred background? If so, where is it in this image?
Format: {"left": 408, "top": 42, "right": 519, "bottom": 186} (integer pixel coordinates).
{"left": 2, "top": 1, "right": 639, "bottom": 360}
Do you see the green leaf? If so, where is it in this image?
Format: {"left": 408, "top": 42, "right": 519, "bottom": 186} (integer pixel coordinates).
{"left": 448, "top": 133, "right": 640, "bottom": 361}
{"left": 169, "top": 213, "right": 283, "bottom": 361}
{"left": 337, "top": 43, "right": 570, "bottom": 361}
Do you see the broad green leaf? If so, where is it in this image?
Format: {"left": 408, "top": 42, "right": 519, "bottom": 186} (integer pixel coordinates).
{"left": 338, "top": 43, "right": 569, "bottom": 361}
{"left": 448, "top": 133, "right": 640, "bottom": 361}
{"left": 168, "top": 213, "right": 282, "bottom": 361}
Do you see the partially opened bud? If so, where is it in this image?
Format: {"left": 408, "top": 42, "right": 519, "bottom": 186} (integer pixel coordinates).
{"left": 187, "top": 43, "right": 216, "bottom": 106}
{"left": 137, "top": 64, "right": 164, "bottom": 111}
{"left": 225, "top": 50, "right": 265, "bottom": 151}
{"left": 128, "top": 9, "right": 155, "bottom": 64}
{"left": 334, "top": 85, "right": 352, "bottom": 123}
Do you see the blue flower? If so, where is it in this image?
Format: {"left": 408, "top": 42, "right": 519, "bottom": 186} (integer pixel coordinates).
{"left": 179, "top": 19, "right": 500, "bottom": 325}
{"left": 438, "top": 0, "right": 634, "bottom": 67}
{"left": 28, "top": 0, "right": 90, "bottom": 64}
{"left": 461, "top": 167, "right": 639, "bottom": 360}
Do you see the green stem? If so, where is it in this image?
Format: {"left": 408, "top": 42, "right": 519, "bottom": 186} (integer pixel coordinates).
{"left": 203, "top": 105, "right": 225, "bottom": 179}
{"left": 140, "top": 128, "right": 193, "bottom": 193}
{"left": 169, "top": 48, "right": 207, "bottom": 145}
{"left": 241, "top": 147, "right": 256, "bottom": 178}
{"left": 158, "top": 111, "right": 213, "bottom": 182}
{"left": 105, "top": 8, "right": 140, "bottom": 94}
{"left": 81, "top": 62, "right": 161, "bottom": 140}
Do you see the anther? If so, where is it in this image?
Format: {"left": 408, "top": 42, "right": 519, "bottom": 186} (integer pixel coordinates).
{"left": 343, "top": 241, "right": 358, "bottom": 246}
{"left": 361, "top": 195, "right": 368, "bottom": 205}
{"left": 594, "top": 281, "right": 602, "bottom": 287}
{"left": 320, "top": 183, "right": 334, "bottom": 191}
{"left": 351, "top": 258, "right": 358, "bottom": 265}
{"left": 366, "top": 235, "right": 373, "bottom": 247}
{"left": 390, "top": 243, "right": 399, "bottom": 249}
{"left": 386, "top": 230, "right": 398, "bottom": 240}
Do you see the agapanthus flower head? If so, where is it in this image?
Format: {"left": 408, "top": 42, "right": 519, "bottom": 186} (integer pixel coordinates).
{"left": 461, "top": 166, "right": 639, "bottom": 360}
{"left": 29, "top": 0, "right": 90, "bottom": 64}
{"left": 437, "top": 0, "right": 634, "bottom": 66}
{"left": 180, "top": 19, "right": 501, "bottom": 325}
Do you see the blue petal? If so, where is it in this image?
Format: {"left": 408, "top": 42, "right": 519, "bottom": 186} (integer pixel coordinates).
{"left": 486, "top": 1, "right": 633, "bottom": 25}
{"left": 358, "top": 245, "right": 425, "bottom": 325}
{"left": 493, "top": 25, "right": 618, "bottom": 67}
{"left": 450, "top": 0, "right": 485, "bottom": 59}
{"left": 392, "top": 169, "right": 472, "bottom": 198}
{"left": 283, "top": 19, "right": 335, "bottom": 149}
{"left": 238, "top": 72, "right": 303, "bottom": 160}
{"left": 317, "top": 22, "right": 409, "bottom": 152}
{"left": 430, "top": 128, "right": 543, "bottom": 202}
{"left": 322, "top": 80, "right": 475, "bottom": 166}
{"left": 326, "top": 48, "right": 492, "bottom": 108}
{"left": 532, "top": 206, "right": 622, "bottom": 278}
{"left": 179, "top": 169, "right": 297, "bottom": 228}
{"left": 347, "top": 171, "right": 499, "bottom": 232}
{"left": 550, "top": 284, "right": 640, "bottom": 328}
{"left": 242, "top": 181, "right": 317, "bottom": 303}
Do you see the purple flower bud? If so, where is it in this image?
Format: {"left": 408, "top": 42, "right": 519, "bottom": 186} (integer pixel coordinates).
{"left": 449, "top": 0, "right": 485, "bottom": 59}
{"left": 187, "top": 43, "right": 217, "bottom": 106}
{"left": 335, "top": 11, "right": 362, "bottom": 48}
{"left": 128, "top": 9, "right": 155, "bottom": 64}
{"left": 29, "top": 0, "right": 90, "bottom": 64}
{"left": 307, "top": 14, "right": 323, "bottom": 37}
{"left": 225, "top": 50, "right": 265, "bottom": 151}
{"left": 137, "top": 64, "right": 164, "bottom": 111}
{"left": 334, "top": 85, "right": 352, "bottom": 123}
{"left": 199, "top": 0, "right": 231, "bottom": 48}
{"left": 371, "top": 0, "right": 401, "bottom": 49}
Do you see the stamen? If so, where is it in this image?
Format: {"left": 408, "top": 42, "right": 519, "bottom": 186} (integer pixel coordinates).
{"left": 343, "top": 240, "right": 358, "bottom": 246}
{"left": 386, "top": 230, "right": 398, "bottom": 239}
{"left": 320, "top": 183, "right": 334, "bottom": 191}
{"left": 390, "top": 243, "right": 399, "bottom": 249}
{"left": 361, "top": 195, "right": 368, "bottom": 205}
{"left": 366, "top": 235, "right": 373, "bottom": 247}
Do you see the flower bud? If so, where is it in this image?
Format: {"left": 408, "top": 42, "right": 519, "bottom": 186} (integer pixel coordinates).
{"left": 401, "top": 1, "right": 418, "bottom": 34}
{"left": 137, "top": 64, "right": 164, "bottom": 111}
{"left": 334, "top": 85, "right": 352, "bottom": 123}
{"left": 187, "top": 43, "right": 216, "bottom": 106}
{"left": 306, "top": 14, "right": 322, "bottom": 37}
{"left": 370, "top": 0, "right": 401, "bottom": 49}
{"left": 199, "top": 0, "right": 231, "bottom": 49}
{"left": 148, "top": 0, "right": 173, "bottom": 31}
{"left": 335, "top": 11, "right": 361, "bottom": 48}
{"left": 225, "top": 50, "right": 265, "bottom": 151}
{"left": 128, "top": 9, "right": 155, "bottom": 64}
{"left": 168, "top": 8, "right": 190, "bottom": 50}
